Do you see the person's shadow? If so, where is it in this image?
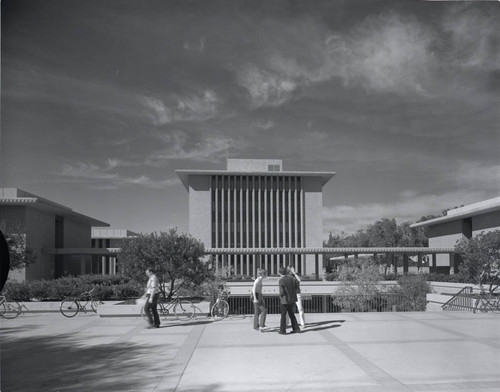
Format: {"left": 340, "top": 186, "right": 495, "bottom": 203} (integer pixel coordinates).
{"left": 300, "top": 319, "right": 345, "bottom": 333}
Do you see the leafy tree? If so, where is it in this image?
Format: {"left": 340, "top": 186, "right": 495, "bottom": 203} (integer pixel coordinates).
{"left": 0, "top": 221, "right": 37, "bottom": 271}
{"left": 455, "top": 230, "right": 500, "bottom": 285}
{"left": 333, "top": 260, "right": 383, "bottom": 312}
{"left": 119, "top": 228, "right": 213, "bottom": 300}
{"left": 366, "top": 218, "right": 400, "bottom": 247}
{"left": 387, "top": 274, "right": 431, "bottom": 311}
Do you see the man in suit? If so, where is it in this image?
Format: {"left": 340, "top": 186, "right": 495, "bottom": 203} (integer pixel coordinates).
{"left": 278, "top": 266, "right": 301, "bottom": 335}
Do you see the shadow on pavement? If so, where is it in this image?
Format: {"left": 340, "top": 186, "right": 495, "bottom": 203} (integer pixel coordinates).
{"left": 300, "top": 319, "right": 345, "bottom": 333}
{"left": 1, "top": 332, "right": 174, "bottom": 392}
{"left": 161, "top": 319, "right": 214, "bottom": 328}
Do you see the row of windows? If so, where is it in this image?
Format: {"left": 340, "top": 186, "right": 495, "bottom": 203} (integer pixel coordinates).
{"left": 210, "top": 175, "right": 303, "bottom": 248}
{"left": 91, "top": 239, "right": 110, "bottom": 248}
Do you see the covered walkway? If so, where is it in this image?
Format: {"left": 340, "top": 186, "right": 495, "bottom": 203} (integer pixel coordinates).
{"left": 206, "top": 247, "right": 456, "bottom": 278}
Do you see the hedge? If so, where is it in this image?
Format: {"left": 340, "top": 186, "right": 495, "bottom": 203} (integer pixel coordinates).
{"left": 2, "top": 275, "right": 143, "bottom": 301}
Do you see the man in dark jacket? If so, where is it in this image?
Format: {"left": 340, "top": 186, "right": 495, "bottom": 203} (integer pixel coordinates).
{"left": 278, "top": 267, "right": 300, "bottom": 334}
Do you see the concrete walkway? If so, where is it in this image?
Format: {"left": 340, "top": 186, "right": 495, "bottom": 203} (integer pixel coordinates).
{"left": 1, "top": 311, "right": 499, "bottom": 392}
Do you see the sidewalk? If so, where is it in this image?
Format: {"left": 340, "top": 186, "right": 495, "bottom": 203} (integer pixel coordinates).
{"left": 1, "top": 311, "right": 499, "bottom": 392}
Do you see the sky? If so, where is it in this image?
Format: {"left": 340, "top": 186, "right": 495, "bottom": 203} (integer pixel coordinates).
{"left": 1, "top": 0, "right": 499, "bottom": 240}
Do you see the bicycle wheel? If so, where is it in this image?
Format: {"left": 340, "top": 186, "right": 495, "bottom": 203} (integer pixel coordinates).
{"left": 60, "top": 299, "right": 79, "bottom": 318}
{"left": 174, "top": 300, "right": 195, "bottom": 321}
{"left": 91, "top": 300, "right": 101, "bottom": 313}
{"left": 0, "top": 301, "right": 21, "bottom": 319}
{"left": 211, "top": 300, "right": 229, "bottom": 320}
{"left": 492, "top": 297, "right": 500, "bottom": 314}
{"left": 140, "top": 305, "right": 149, "bottom": 321}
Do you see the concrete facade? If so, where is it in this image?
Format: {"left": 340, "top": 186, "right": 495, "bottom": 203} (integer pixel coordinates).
{"left": 176, "top": 159, "right": 335, "bottom": 276}
{"left": 411, "top": 196, "right": 500, "bottom": 273}
{"left": 0, "top": 188, "right": 109, "bottom": 281}
{"left": 91, "top": 228, "right": 138, "bottom": 275}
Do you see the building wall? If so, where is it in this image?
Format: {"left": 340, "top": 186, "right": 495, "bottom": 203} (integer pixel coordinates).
{"left": 303, "top": 177, "right": 323, "bottom": 272}
{"left": 24, "top": 207, "right": 57, "bottom": 281}
{"left": 0, "top": 206, "right": 28, "bottom": 281}
{"left": 0, "top": 205, "right": 27, "bottom": 230}
{"left": 472, "top": 211, "right": 500, "bottom": 236}
{"left": 426, "top": 209, "right": 500, "bottom": 270}
{"left": 64, "top": 217, "right": 92, "bottom": 248}
{"left": 185, "top": 172, "right": 329, "bottom": 276}
{"left": 188, "top": 175, "right": 211, "bottom": 247}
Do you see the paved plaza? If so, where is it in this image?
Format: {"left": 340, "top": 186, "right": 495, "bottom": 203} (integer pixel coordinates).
{"left": 1, "top": 311, "right": 499, "bottom": 392}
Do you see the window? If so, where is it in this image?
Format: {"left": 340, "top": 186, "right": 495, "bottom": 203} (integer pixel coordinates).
{"left": 268, "top": 164, "right": 280, "bottom": 172}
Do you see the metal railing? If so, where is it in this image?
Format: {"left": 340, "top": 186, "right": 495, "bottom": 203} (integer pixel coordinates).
{"left": 227, "top": 293, "right": 412, "bottom": 315}
{"left": 441, "top": 286, "right": 474, "bottom": 312}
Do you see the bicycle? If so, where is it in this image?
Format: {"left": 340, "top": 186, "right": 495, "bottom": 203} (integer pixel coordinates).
{"left": 60, "top": 288, "right": 101, "bottom": 318}
{"left": 0, "top": 296, "right": 22, "bottom": 319}
{"left": 473, "top": 283, "right": 500, "bottom": 314}
{"left": 211, "top": 286, "right": 230, "bottom": 320}
{"left": 140, "top": 293, "right": 195, "bottom": 321}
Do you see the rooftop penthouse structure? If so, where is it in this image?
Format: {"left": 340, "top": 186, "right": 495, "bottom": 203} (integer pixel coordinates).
{"left": 176, "top": 159, "right": 336, "bottom": 276}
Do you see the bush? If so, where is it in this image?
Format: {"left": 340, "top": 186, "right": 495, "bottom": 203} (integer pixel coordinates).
{"left": 112, "top": 282, "right": 142, "bottom": 300}
{"left": 387, "top": 274, "right": 432, "bottom": 311}
{"left": 425, "top": 273, "right": 467, "bottom": 283}
{"left": 3, "top": 274, "right": 144, "bottom": 301}
{"left": 2, "top": 282, "right": 31, "bottom": 301}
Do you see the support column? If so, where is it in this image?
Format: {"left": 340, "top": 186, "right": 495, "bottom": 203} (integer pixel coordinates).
{"left": 403, "top": 254, "right": 408, "bottom": 274}
{"left": 315, "top": 254, "right": 319, "bottom": 280}
{"left": 80, "top": 256, "right": 86, "bottom": 275}
{"left": 431, "top": 254, "right": 437, "bottom": 274}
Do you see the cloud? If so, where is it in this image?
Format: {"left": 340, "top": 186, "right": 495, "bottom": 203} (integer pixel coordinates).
{"left": 255, "top": 119, "right": 275, "bottom": 130}
{"left": 323, "top": 189, "right": 492, "bottom": 238}
{"left": 454, "top": 163, "right": 500, "bottom": 193}
{"left": 57, "top": 161, "right": 179, "bottom": 189}
{"left": 442, "top": 5, "right": 500, "bottom": 72}
{"left": 3, "top": 64, "right": 149, "bottom": 122}
{"left": 236, "top": 63, "right": 297, "bottom": 108}
{"left": 343, "top": 12, "right": 435, "bottom": 95}
{"left": 150, "top": 131, "right": 243, "bottom": 162}
{"left": 233, "top": 6, "right": 500, "bottom": 108}
{"left": 141, "top": 89, "right": 220, "bottom": 125}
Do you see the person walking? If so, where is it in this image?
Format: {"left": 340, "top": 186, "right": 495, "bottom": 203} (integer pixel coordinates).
{"left": 288, "top": 265, "right": 305, "bottom": 328}
{"left": 144, "top": 267, "right": 161, "bottom": 328}
{"left": 278, "top": 267, "right": 300, "bottom": 335}
{"left": 252, "top": 269, "right": 268, "bottom": 332}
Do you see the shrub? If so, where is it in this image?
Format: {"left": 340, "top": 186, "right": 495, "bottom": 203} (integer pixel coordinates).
{"left": 425, "top": 273, "right": 467, "bottom": 283}
{"left": 2, "top": 282, "right": 31, "bottom": 301}
{"left": 387, "top": 274, "right": 432, "bottom": 311}
{"left": 112, "top": 282, "right": 142, "bottom": 300}
{"left": 2, "top": 274, "right": 145, "bottom": 301}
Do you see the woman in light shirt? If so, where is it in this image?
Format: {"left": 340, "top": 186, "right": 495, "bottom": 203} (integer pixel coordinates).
{"left": 288, "top": 265, "right": 305, "bottom": 328}
{"left": 252, "top": 269, "right": 268, "bottom": 332}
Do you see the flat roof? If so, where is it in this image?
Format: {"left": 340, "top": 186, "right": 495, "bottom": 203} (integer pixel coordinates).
{"left": 175, "top": 169, "right": 336, "bottom": 190}
{"left": 411, "top": 198, "right": 500, "bottom": 228}
{"left": 204, "top": 247, "right": 454, "bottom": 254}
{"left": 0, "top": 188, "right": 109, "bottom": 227}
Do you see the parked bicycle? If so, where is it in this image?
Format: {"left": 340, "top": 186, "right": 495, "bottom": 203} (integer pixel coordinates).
{"left": 140, "top": 292, "right": 195, "bottom": 321}
{"left": 473, "top": 282, "right": 500, "bottom": 314}
{"left": 60, "top": 288, "right": 101, "bottom": 318}
{"left": 0, "top": 296, "right": 22, "bottom": 319}
{"left": 211, "top": 286, "right": 230, "bottom": 320}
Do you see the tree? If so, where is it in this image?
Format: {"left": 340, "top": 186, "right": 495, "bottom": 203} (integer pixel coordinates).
{"left": 455, "top": 230, "right": 500, "bottom": 285}
{"left": 0, "top": 221, "right": 37, "bottom": 271}
{"left": 119, "top": 229, "right": 213, "bottom": 300}
{"left": 333, "top": 260, "right": 383, "bottom": 312}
